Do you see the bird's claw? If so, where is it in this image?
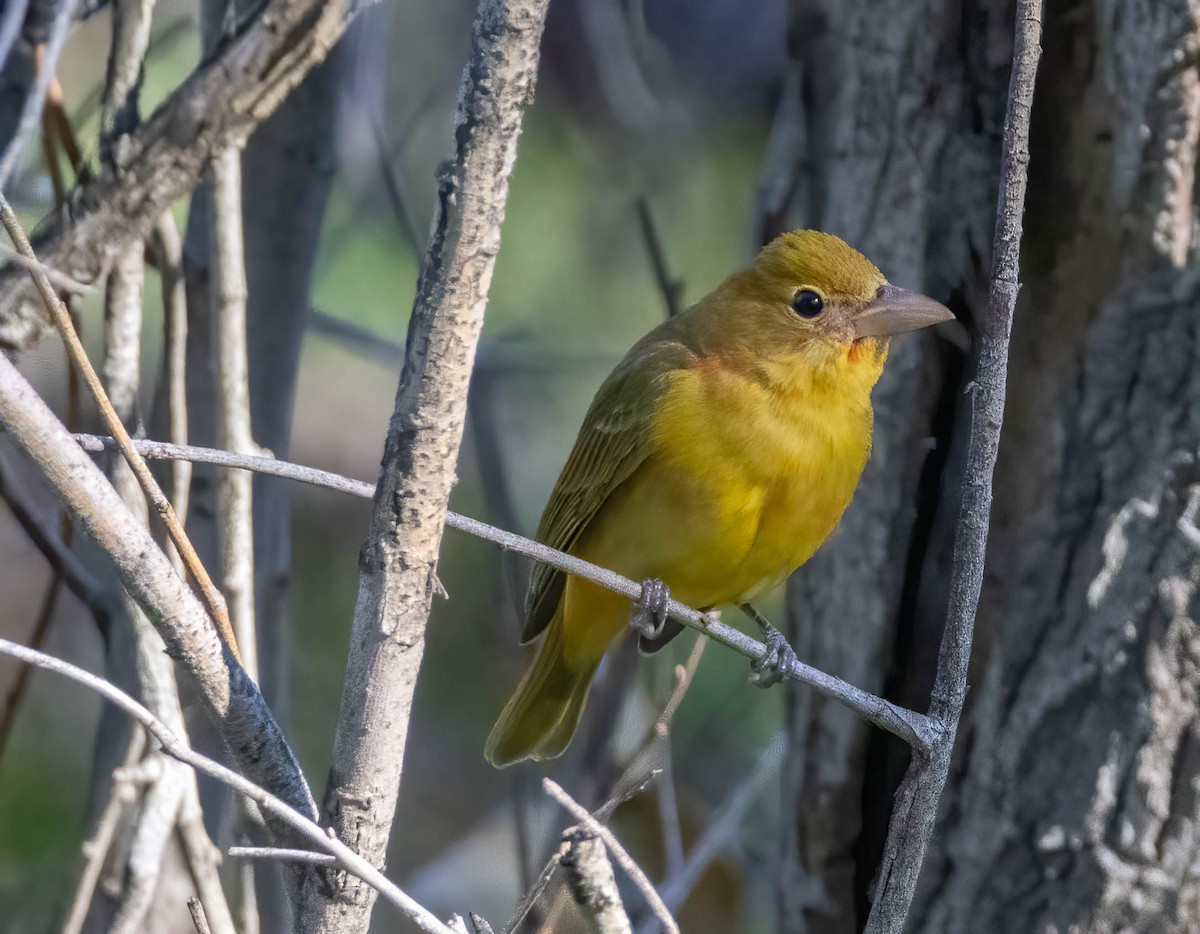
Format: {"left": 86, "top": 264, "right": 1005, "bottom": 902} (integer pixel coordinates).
{"left": 630, "top": 578, "right": 670, "bottom": 641}
{"left": 749, "top": 619, "right": 797, "bottom": 688}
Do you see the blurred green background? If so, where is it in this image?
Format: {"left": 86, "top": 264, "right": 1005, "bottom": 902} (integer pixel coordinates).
{"left": 0, "top": 1, "right": 801, "bottom": 930}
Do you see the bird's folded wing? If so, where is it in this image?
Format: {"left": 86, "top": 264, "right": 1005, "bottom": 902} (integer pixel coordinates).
{"left": 522, "top": 334, "right": 697, "bottom": 643}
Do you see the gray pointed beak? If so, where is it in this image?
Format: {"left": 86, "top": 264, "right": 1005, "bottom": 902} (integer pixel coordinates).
{"left": 852, "top": 284, "right": 955, "bottom": 339}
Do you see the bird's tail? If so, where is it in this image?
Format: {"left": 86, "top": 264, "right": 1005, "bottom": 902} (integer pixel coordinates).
{"left": 486, "top": 611, "right": 598, "bottom": 768}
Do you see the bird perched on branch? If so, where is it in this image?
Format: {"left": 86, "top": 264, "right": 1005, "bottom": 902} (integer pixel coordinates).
{"left": 486, "top": 230, "right": 952, "bottom": 767}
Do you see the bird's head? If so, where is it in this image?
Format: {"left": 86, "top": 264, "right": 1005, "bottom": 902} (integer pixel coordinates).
{"left": 708, "top": 230, "right": 953, "bottom": 377}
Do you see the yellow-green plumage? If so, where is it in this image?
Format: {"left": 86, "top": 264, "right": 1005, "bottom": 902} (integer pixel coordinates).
{"left": 486, "top": 231, "right": 950, "bottom": 767}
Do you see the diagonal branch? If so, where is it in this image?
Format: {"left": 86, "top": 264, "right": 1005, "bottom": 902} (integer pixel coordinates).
{"left": 863, "top": 2, "right": 1043, "bottom": 931}
{"left": 72, "top": 431, "right": 935, "bottom": 750}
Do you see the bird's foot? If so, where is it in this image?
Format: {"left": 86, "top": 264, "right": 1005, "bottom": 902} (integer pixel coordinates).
{"left": 630, "top": 578, "right": 670, "bottom": 641}
{"left": 741, "top": 603, "right": 797, "bottom": 688}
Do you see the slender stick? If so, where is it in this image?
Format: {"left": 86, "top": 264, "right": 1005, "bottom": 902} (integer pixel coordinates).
{"left": 543, "top": 779, "right": 679, "bottom": 934}
{"left": 149, "top": 213, "right": 192, "bottom": 534}
{"left": 72, "top": 432, "right": 933, "bottom": 750}
{"left": 188, "top": 897, "right": 214, "bottom": 934}
{"left": 635, "top": 198, "right": 683, "bottom": 319}
{"left": 862, "top": 3, "right": 1042, "bottom": 932}
{"left": 0, "top": 637, "right": 453, "bottom": 934}
{"left": 210, "top": 147, "right": 259, "bottom": 679}
{"left": 0, "top": 193, "right": 240, "bottom": 661}
{"left": 228, "top": 846, "right": 338, "bottom": 866}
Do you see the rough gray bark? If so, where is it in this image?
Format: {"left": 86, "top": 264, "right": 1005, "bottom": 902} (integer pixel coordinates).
{"left": 775, "top": 1, "right": 1200, "bottom": 932}
{"left": 297, "top": 1, "right": 550, "bottom": 930}
{"left": 911, "top": 1, "right": 1200, "bottom": 930}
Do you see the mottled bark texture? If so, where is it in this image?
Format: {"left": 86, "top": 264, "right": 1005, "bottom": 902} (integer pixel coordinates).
{"left": 777, "top": 1, "right": 1200, "bottom": 931}
{"left": 297, "top": 1, "right": 550, "bottom": 931}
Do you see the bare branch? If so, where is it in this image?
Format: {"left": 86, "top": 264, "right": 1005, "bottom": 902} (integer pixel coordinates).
{"left": 228, "top": 846, "right": 338, "bottom": 866}
{"left": 543, "top": 779, "right": 678, "bottom": 934}
{"left": 148, "top": 213, "right": 191, "bottom": 528}
{"left": 71, "top": 432, "right": 935, "bottom": 749}
{"left": 0, "top": 451, "right": 110, "bottom": 621}
{"left": 635, "top": 198, "right": 683, "bottom": 319}
{"left": 298, "top": 2, "right": 550, "bottom": 929}
{"left": 0, "top": 637, "right": 454, "bottom": 934}
{"left": 210, "top": 147, "right": 259, "bottom": 679}
{"left": 0, "top": 243, "right": 96, "bottom": 294}
{"left": 188, "top": 897, "right": 213, "bottom": 934}
{"left": 863, "top": 3, "right": 1043, "bottom": 931}
{"left": 178, "top": 785, "right": 237, "bottom": 934}
{"left": 560, "top": 829, "right": 633, "bottom": 934}
{"left": 502, "top": 847, "right": 563, "bottom": 934}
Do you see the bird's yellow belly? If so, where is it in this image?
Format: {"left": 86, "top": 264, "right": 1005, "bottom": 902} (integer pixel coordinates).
{"left": 576, "top": 360, "right": 873, "bottom": 610}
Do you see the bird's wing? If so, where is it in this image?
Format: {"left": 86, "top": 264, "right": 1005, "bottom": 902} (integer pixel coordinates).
{"left": 523, "top": 334, "right": 697, "bottom": 643}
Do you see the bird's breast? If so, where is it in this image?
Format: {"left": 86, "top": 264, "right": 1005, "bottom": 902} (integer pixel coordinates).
{"left": 647, "top": 354, "right": 874, "bottom": 604}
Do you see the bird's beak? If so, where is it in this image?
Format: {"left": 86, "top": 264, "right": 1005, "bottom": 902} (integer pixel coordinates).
{"left": 852, "top": 284, "right": 955, "bottom": 339}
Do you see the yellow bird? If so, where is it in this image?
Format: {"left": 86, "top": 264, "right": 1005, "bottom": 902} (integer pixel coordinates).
{"left": 486, "top": 230, "right": 952, "bottom": 767}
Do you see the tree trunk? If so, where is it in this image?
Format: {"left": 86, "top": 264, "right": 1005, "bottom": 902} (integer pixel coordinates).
{"left": 777, "top": 1, "right": 1200, "bottom": 931}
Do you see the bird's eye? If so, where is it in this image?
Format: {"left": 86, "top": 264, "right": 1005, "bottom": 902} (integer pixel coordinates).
{"left": 791, "top": 289, "right": 824, "bottom": 318}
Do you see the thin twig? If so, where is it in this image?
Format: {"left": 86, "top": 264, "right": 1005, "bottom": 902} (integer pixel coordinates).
{"left": 178, "top": 784, "right": 237, "bottom": 934}
{"left": 503, "top": 849, "right": 564, "bottom": 934}
{"left": 863, "top": 3, "right": 1042, "bottom": 932}
{"left": 656, "top": 731, "right": 785, "bottom": 917}
{"left": 228, "top": 846, "right": 338, "bottom": 866}
{"left": 543, "top": 779, "right": 679, "bottom": 934}
{"left": 0, "top": 192, "right": 240, "bottom": 661}
{"left": 635, "top": 198, "right": 683, "bottom": 319}
{"left": 149, "top": 213, "right": 191, "bottom": 534}
{"left": 0, "top": 0, "right": 81, "bottom": 193}
{"left": 0, "top": 452, "right": 110, "bottom": 623}
{"left": 0, "top": 243, "right": 96, "bottom": 294}
{"left": 210, "top": 147, "right": 259, "bottom": 679}
{"left": 71, "top": 433, "right": 933, "bottom": 750}
{"left": 367, "top": 105, "right": 423, "bottom": 255}
{"left": 189, "top": 896, "right": 213, "bottom": 934}
{"left": 0, "top": 637, "right": 453, "bottom": 934}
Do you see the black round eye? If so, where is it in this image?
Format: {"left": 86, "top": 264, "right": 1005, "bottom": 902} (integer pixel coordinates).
{"left": 791, "top": 289, "right": 824, "bottom": 318}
